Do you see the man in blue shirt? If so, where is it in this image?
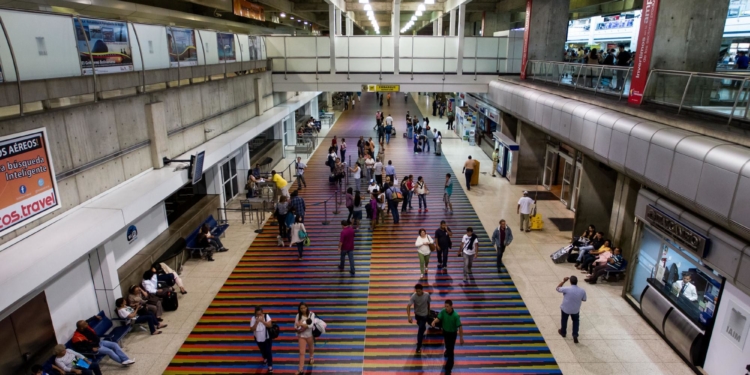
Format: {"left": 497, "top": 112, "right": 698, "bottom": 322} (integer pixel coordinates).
{"left": 289, "top": 190, "right": 306, "bottom": 222}
{"left": 556, "top": 276, "right": 587, "bottom": 343}
{"left": 384, "top": 183, "right": 401, "bottom": 224}
{"left": 737, "top": 51, "right": 749, "bottom": 70}
{"left": 385, "top": 160, "right": 396, "bottom": 185}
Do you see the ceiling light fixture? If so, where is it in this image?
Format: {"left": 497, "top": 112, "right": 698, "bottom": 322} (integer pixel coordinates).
{"left": 416, "top": 10, "right": 423, "bottom": 16}
{"left": 367, "top": 10, "right": 374, "bottom": 16}
{"left": 364, "top": 4, "right": 372, "bottom": 11}
{"left": 418, "top": 4, "right": 425, "bottom": 11}
{"left": 411, "top": 15, "right": 417, "bottom": 21}
{"left": 304, "top": 21, "right": 308, "bottom": 25}
{"left": 280, "top": 12, "right": 286, "bottom": 18}
{"left": 358, "top": 0, "right": 368, "bottom": 3}
{"left": 297, "top": 19, "right": 302, "bottom": 22}
{"left": 290, "top": 16, "right": 294, "bottom": 19}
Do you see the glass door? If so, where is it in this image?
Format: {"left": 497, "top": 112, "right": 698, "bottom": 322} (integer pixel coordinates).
{"left": 570, "top": 162, "right": 583, "bottom": 211}
{"left": 559, "top": 154, "right": 575, "bottom": 207}
{"left": 221, "top": 158, "right": 239, "bottom": 203}
{"left": 542, "top": 145, "right": 558, "bottom": 190}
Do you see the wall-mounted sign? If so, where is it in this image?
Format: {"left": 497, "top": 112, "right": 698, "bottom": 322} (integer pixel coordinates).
{"left": 722, "top": 299, "right": 750, "bottom": 350}
{"left": 362, "top": 84, "right": 400, "bottom": 92}
{"left": 0, "top": 128, "right": 61, "bottom": 238}
{"left": 645, "top": 204, "right": 709, "bottom": 258}
{"left": 233, "top": 0, "right": 265, "bottom": 21}
{"left": 126, "top": 225, "right": 138, "bottom": 244}
{"left": 73, "top": 17, "right": 134, "bottom": 74}
{"left": 217, "top": 33, "right": 236, "bottom": 62}
{"left": 167, "top": 27, "right": 198, "bottom": 67}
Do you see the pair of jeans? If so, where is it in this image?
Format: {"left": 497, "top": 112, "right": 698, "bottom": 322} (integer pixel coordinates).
{"left": 296, "top": 242, "right": 304, "bottom": 258}
{"left": 560, "top": 310, "right": 580, "bottom": 338}
{"left": 463, "top": 254, "right": 474, "bottom": 276}
{"left": 577, "top": 245, "right": 594, "bottom": 262}
{"left": 437, "top": 246, "right": 449, "bottom": 267}
{"left": 401, "top": 195, "right": 409, "bottom": 212}
{"left": 340, "top": 250, "right": 355, "bottom": 274}
{"left": 297, "top": 174, "right": 306, "bottom": 188}
{"left": 135, "top": 314, "right": 159, "bottom": 333}
{"left": 209, "top": 237, "right": 224, "bottom": 250}
{"left": 340, "top": 150, "right": 346, "bottom": 163}
{"left": 443, "top": 331, "right": 457, "bottom": 373}
{"left": 496, "top": 245, "right": 506, "bottom": 270}
{"left": 418, "top": 194, "right": 427, "bottom": 210}
{"left": 256, "top": 339, "right": 273, "bottom": 367}
{"left": 389, "top": 201, "right": 400, "bottom": 223}
{"left": 464, "top": 170, "right": 473, "bottom": 190}
{"left": 424, "top": 139, "right": 431, "bottom": 152}
{"left": 415, "top": 314, "right": 428, "bottom": 348}
{"left": 408, "top": 191, "right": 414, "bottom": 209}
{"left": 278, "top": 220, "right": 288, "bottom": 241}
{"left": 418, "top": 253, "right": 430, "bottom": 274}
{"left": 386, "top": 132, "right": 391, "bottom": 144}
{"left": 97, "top": 340, "right": 130, "bottom": 363}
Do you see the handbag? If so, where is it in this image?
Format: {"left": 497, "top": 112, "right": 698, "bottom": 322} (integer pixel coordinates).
{"left": 265, "top": 314, "right": 280, "bottom": 340}
{"left": 304, "top": 237, "right": 311, "bottom": 246}
{"left": 298, "top": 230, "right": 307, "bottom": 239}
{"left": 429, "top": 242, "right": 436, "bottom": 252}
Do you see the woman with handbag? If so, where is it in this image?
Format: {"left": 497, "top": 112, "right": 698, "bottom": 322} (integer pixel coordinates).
{"left": 294, "top": 302, "right": 316, "bottom": 374}
{"left": 290, "top": 216, "right": 308, "bottom": 260}
{"left": 415, "top": 229, "right": 435, "bottom": 279}
{"left": 250, "top": 306, "right": 274, "bottom": 373}
{"left": 415, "top": 176, "right": 429, "bottom": 212}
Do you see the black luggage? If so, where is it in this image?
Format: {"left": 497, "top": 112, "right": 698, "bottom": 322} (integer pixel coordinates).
{"left": 329, "top": 174, "right": 336, "bottom": 185}
{"left": 567, "top": 250, "right": 580, "bottom": 263}
{"left": 551, "top": 244, "right": 574, "bottom": 264}
{"left": 162, "top": 291, "right": 179, "bottom": 311}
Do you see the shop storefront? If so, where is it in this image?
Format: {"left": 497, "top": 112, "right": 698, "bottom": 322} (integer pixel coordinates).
{"left": 463, "top": 94, "right": 500, "bottom": 158}
{"left": 625, "top": 190, "right": 748, "bottom": 368}
{"left": 492, "top": 131, "right": 519, "bottom": 184}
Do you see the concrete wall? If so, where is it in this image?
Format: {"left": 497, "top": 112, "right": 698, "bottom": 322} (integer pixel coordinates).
{"left": 0, "top": 71, "right": 275, "bottom": 246}
{"left": 527, "top": 0, "right": 570, "bottom": 62}
{"left": 45, "top": 258, "right": 99, "bottom": 342}
{"left": 500, "top": 112, "right": 518, "bottom": 139}
{"left": 608, "top": 175, "right": 641, "bottom": 258}
{"left": 515, "top": 121, "right": 547, "bottom": 185}
{"left": 573, "top": 155, "right": 619, "bottom": 237}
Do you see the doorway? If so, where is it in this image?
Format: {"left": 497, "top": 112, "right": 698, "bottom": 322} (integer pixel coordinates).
{"left": 0, "top": 293, "right": 56, "bottom": 374}
{"left": 542, "top": 143, "right": 581, "bottom": 211}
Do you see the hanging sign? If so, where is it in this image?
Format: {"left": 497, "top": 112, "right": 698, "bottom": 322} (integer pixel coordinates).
{"left": 628, "top": 0, "right": 661, "bottom": 105}
{"left": 362, "top": 84, "right": 400, "bottom": 92}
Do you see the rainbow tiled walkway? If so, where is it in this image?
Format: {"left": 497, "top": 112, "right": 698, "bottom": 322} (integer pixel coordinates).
{"left": 165, "top": 93, "right": 560, "bottom": 374}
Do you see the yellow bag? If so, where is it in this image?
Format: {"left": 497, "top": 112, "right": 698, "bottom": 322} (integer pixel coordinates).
{"left": 530, "top": 213, "right": 544, "bottom": 230}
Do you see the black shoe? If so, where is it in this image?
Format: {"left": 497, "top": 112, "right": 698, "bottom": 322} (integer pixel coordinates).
{"left": 416, "top": 347, "right": 422, "bottom": 354}
{"left": 207, "top": 257, "right": 215, "bottom": 261}
{"left": 558, "top": 329, "right": 566, "bottom": 338}
{"left": 574, "top": 337, "right": 579, "bottom": 344}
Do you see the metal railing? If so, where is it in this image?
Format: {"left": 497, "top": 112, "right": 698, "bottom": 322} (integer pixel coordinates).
{"left": 526, "top": 60, "right": 632, "bottom": 100}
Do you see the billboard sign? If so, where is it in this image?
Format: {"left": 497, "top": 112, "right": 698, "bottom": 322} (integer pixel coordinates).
{"left": 0, "top": 129, "right": 61, "bottom": 237}
{"left": 168, "top": 27, "right": 198, "bottom": 67}
{"left": 628, "top": 0, "right": 660, "bottom": 105}
{"left": 74, "top": 18, "right": 134, "bottom": 74}
{"left": 217, "top": 33, "right": 236, "bottom": 62}
{"left": 520, "top": 0, "right": 532, "bottom": 79}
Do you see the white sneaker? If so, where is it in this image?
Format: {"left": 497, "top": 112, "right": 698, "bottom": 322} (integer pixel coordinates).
{"left": 123, "top": 359, "right": 135, "bottom": 365}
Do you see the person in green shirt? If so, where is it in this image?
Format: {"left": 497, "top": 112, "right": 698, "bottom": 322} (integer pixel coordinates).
{"left": 443, "top": 173, "right": 453, "bottom": 213}
{"left": 431, "top": 300, "right": 464, "bottom": 375}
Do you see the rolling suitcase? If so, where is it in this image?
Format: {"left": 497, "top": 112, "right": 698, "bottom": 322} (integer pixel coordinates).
{"left": 162, "top": 291, "right": 179, "bottom": 311}
{"left": 551, "top": 244, "right": 574, "bottom": 264}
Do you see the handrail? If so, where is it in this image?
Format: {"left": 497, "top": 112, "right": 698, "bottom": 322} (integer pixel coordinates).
{"left": 0, "top": 15, "right": 23, "bottom": 115}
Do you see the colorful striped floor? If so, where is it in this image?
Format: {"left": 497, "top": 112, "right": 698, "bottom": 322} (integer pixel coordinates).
{"left": 165, "top": 93, "right": 560, "bottom": 374}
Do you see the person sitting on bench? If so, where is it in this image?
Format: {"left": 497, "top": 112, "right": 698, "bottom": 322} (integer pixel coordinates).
{"left": 71, "top": 319, "right": 134, "bottom": 366}
{"left": 116, "top": 298, "right": 166, "bottom": 335}
{"left": 153, "top": 263, "right": 187, "bottom": 295}
{"left": 128, "top": 285, "right": 162, "bottom": 320}
{"left": 196, "top": 231, "right": 216, "bottom": 261}
{"left": 53, "top": 345, "right": 102, "bottom": 375}
{"left": 141, "top": 270, "right": 173, "bottom": 298}
{"left": 201, "top": 223, "right": 228, "bottom": 252}
{"left": 585, "top": 247, "right": 623, "bottom": 284}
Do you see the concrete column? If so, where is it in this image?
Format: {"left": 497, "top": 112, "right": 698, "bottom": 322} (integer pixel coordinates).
{"left": 500, "top": 112, "right": 518, "bottom": 140}
{"left": 329, "top": 3, "right": 337, "bottom": 74}
{"left": 254, "top": 77, "right": 265, "bottom": 115}
{"left": 449, "top": 9, "right": 456, "bottom": 36}
{"left": 482, "top": 12, "right": 511, "bottom": 36}
{"left": 335, "top": 8, "right": 342, "bottom": 36}
{"left": 607, "top": 174, "right": 641, "bottom": 259}
{"left": 145, "top": 102, "right": 169, "bottom": 169}
{"left": 573, "top": 155, "right": 619, "bottom": 236}
{"left": 513, "top": 121, "right": 546, "bottom": 185}
{"left": 393, "top": 0, "right": 400, "bottom": 74}
{"left": 88, "top": 245, "right": 121, "bottom": 319}
{"left": 433, "top": 21, "right": 438, "bottom": 36}
{"left": 436, "top": 13, "right": 443, "bottom": 36}
{"left": 525, "top": 0, "right": 571, "bottom": 62}
{"left": 325, "top": 92, "right": 333, "bottom": 110}
{"left": 456, "top": 4, "right": 466, "bottom": 75}
{"left": 346, "top": 13, "right": 354, "bottom": 36}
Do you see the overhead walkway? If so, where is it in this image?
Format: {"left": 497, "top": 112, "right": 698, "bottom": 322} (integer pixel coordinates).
{"left": 166, "top": 92, "right": 559, "bottom": 374}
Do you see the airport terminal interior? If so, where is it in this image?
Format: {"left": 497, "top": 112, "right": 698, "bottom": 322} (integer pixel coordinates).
{"left": 2, "top": 0, "right": 750, "bottom": 374}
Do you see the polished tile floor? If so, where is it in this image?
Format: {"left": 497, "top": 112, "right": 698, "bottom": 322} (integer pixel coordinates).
{"left": 111, "top": 94, "right": 695, "bottom": 375}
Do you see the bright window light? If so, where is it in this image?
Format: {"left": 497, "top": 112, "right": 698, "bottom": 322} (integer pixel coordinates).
{"left": 416, "top": 10, "right": 423, "bottom": 16}
{"left": 411, "top": 15, "right": 417, "bottom": 21}
{"left": 364, "top": 4, "right": 372, "bottom": 11}
{"left": 359, "top": 0, "right": 369, "bottom": 3}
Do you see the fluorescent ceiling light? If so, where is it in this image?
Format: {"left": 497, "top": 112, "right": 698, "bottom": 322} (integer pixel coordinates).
{"left": 416, "top": 10, "right": 423, "bottom": 16}
{"left": 418, "top": 4, "right": 425, "bottom": 11}
{"left": 290, "top": 16, "right": 294, "bottom": 19}
{"left": 364, "top": 4, "right": 372, "bottom": 11}
{"left": 425, "top": 0, "right": 434, "bottom": 4}
{"left": 359, "top": 0, "right": 368, "bottom": 3}
{"left": 367, "top": 10, "right": 374, "bottom": 16}
{"left": 280, "top": 12, "right": 286, "bottom": 18}
{"left": 297, "top": 19, "right": 301, "bottom": 22}
{"left": 411, "top": 15, "right": 417, "bottom": 21}
{"left": 303, "top": 21, "right": 308, "bottom": 25}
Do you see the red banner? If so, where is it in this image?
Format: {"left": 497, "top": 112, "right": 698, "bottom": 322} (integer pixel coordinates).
{"left": 628, "top": 0, "right": 661, "bottom": 105}
{"left": 519, "top": 0, "right": 532, "bottom": 79}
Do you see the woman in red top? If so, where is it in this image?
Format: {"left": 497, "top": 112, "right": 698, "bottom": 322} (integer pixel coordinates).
{"left": 331, "top": 136, "right": 338, "bottom": 153}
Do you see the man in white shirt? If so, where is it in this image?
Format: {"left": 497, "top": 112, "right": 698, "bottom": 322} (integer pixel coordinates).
{"left": 672, "top": 274, "right": 699, "bottom": 302}
{"left": 517, "top": 191, "right": 535, "bottom": 233}
{"left": 250, "top": 306, "right": 274, "bottom": 372}
{"left": 296, "top": 156, "right": 307, "bottom": 189}
{"left": 385, "top": 114, "right": 393, "bottom": 126}
{"left": 374, "top": 158, "right": 384, "bottom": 186}
{"left": 461, "top": 227, "right": 479, "bottom": 282}
{"left": 367, "top": 179, "right": 380, "bottom": 194}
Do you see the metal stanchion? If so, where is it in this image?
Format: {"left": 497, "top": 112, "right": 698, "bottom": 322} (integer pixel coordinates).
{"left": 333, "top": 190, "right": 340, "bottom": 214}
{"left": 322, "top": 201, "right": 330, "bottom": 225}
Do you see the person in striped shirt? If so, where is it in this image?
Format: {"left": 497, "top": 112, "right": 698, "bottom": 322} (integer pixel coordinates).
{"left": 585, "top": 247, "right": 624, "bottom": 284}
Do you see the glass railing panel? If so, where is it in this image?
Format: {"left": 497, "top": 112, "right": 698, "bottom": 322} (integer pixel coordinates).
{"left": 349, "top": 36, "right": 383, "bottom": 58}
{"left": 477, "top": 38, "right": 500, "bottom": 58}
{"left": 444, "top": 37, "right": 459, "bottom": 58}
{"left": 286, "top": 37, "right": 318, "bottom": 57}
{"left": 398, "top": 58, "right": 413, "bottom": 73}
{"left": 414, "top": 37, "right": 446, "bottom": 58}
{"left": 681, "top": 76, "right": 748, "bottom": 118}
{"left": 648, "top": 73, "right": 692, "bottom": 107}
{"left": 414, "top": 59, "right": 446, "bottom": 73}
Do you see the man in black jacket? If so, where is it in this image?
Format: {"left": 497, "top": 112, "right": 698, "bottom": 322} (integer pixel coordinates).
{"left": 435, "top": 221, "right": 453, "bottom": 271}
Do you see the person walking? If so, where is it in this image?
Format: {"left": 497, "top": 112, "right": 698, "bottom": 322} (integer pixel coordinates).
{"left": 346, "top": 187, "right": 354, "bottom": 222}
{"left": 614, "top": 44, "right": 632, "bottom": 91}
{"left": 385, "top": 183, "right": 401, "bottom": 224}
{"left": 364, "top": 153, "right": 375, "bottom": 181}
{"left": 423, "top": 126, "right": 432, "bottom": 153}
{"left": 340, "top": 138, "right": 347, "bottom": 162}
{"left": 462, "top": 156, "right": 474, "bottom": 191}
{"left": 386, "top": 92, "right": 391, "bottom": 106}
{"left": 435, "top": 221, "right": 452, "bottom": 270}
{"left": 435, "top": 131, "right": 443, "bottom": 156}
{"left": 431, "top": 300, "right": 464, "bottom": 375}
{"left": 406, "top": 175, "right": 415, "bottom": 210}
{"left": 374, "top": 158, "right": 384, "bottom": 187}
{"left": 443, "top": 173, "right": 453, "bottom": 213}
{"left": 556, "top": 276, "right": 587, "bottom": 344}
{"left": 377, "top": 189, "right": 387, "bottom": 225}
{"left": 357, "top": 136, "right": 366, "bottom": 157}
{"left": 385, "top": 160, "right": 395, "bottom": 184}
{"left": 294, "top": 302, "right": 316, "bottom": 374}
{"left": 432, "top": 99, "right": 438, "bottom": 116}
{"left": 250, "top": 306, "right": 274, "bottom": 373}
{"left": 415, "top": 229, "right": 434, "bottom": 278}
{"left": 491, "top": 219, "right": 513, "bottom": 271}
{"left": 369, "top": 192, "right": 379, "bottom": 230}
{"left": 275, "top": 196, "right": 290, "bottom": 245}
{"left": 352, "top": 191, "right": 363, "bottom": 229}
{"left": 406, "top": 283, "right": 431, "bottom": 354}
{"left": 461, "top": 227, "right": 479, "bottom": 282}
{"left": 334, "top": 158, "right": 346, "bottom": 189}
{"left": 295, "top": 157, "right": 307, "bottom": 189}
{"left": 331, "top": 136, "right": 338, "bottom": 154}
{"left": 404, "top": 92, "right": 408, "bottom": 103}
{"left": 400, "top": 176, "right": 411, "bottom": 213}
{"left": 491, "top": 148, "right": 500, "bottom": 177}
{"left": 351, "top": 97, "right": 356, "bottom": 110}
{"left": 290, "top": 216, "right": 307, "bottom": 260}
{"left": 344, "top": 94, "right": 349, "bottom": 110}
{"left": 338, "top": 220, "right": 356, "bottom": 275}
{"left": 517, "top": 191, "right": 535, "bottom": 232}
{"left": 385, "top": 115, "right": 393, "bottom": 144}
{"left": 350, "top": 162, "right": 362, "bottom": 191}
{"left": 415, "top": 176, "right": 428, "bottom": 212}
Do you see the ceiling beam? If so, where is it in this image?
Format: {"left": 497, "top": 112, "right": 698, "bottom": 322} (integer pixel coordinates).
{"left": 347, "top": 3, "right": 444, "bottom": 12}
{"left": 292, "top": 3, "right": 331, "bottom": 12}
{"left": 496, "top": 0, "right": 526, "bottom": 12}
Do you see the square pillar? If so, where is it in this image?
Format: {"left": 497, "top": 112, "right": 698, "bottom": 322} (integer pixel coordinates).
{"left": 449, "top": 9, "right": 456, "bottom": 36}
{"left": 329, "top": 3, "right": 337, "bottom": 74}
{"left": 393, "top": 0, "right": 401, "bottom": 74}
{"left": 436, "top": 13, "right": 443, "bottom": 36}
{"left": 145, "top": 102, "right": 168, "bottom": 169}
{"left": 456, "top": 4, "right": 466, "bottom": 75}
{"left": 520, "top": 0, "right": 570, "bottom": 79}
{"left": 88, "top": 245, "right": 122, "bottom": 319}
{"left": 573, "top": 155, "right": 619, "bottom": 237}
{"left": 335, "top": 8, "right": 342, "bottom": 36}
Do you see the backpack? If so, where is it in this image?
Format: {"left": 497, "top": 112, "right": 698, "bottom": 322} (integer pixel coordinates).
{"left": 265, "top": 314, "right": 280, "bottom": 340}
{"left": 390, "top": 187, "right": 404, "bottom": 202}
{"left": 311, "top": 312, "right": 326, "bottom": 337}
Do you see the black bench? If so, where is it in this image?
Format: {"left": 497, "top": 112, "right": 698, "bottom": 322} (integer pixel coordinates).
{"left": 185, "top": 215, "right": 229, "bottom": 258}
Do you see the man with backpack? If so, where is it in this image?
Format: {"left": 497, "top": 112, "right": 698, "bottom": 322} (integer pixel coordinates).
{"left": 461, "top": 227, "right": 479, "bottom": 282}
{"left": 250, "top": 306, "right": 276, "bottom": 373}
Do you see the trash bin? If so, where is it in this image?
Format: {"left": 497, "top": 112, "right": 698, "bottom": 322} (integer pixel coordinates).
{"left": 471, "top": 160, "right": 480, "bottom": 186}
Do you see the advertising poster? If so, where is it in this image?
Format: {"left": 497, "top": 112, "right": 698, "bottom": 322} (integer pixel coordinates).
{"left": 248, "top": 36, "right": 262, "bottom": 60}
{"left": 519, "top": 0, "right": 532, "bottom": 80}
{"left": 628, "top": 0, "right": 660, "bottom": 105}
{"left": 217, "top": 33, "right": 236, "bottom": 62}
{"left": 74, "top": 18, "right": 134, "bottom": 75}
{"left": 0, "top": 129, "right": 61, "bottom": 238}
{"left": 168, "top": 27, "right": 198, "bottom": 67}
